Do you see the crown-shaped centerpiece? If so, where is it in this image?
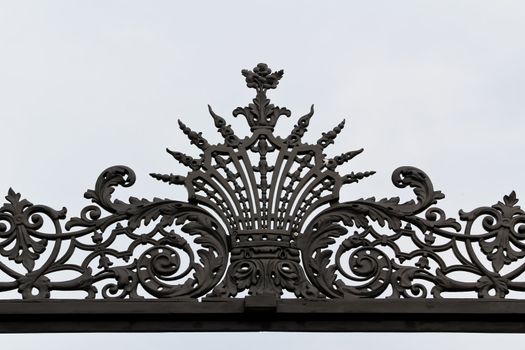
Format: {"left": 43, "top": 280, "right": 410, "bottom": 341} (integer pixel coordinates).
{"left": 150, "top": 63, "right": 373, "bottom": 297}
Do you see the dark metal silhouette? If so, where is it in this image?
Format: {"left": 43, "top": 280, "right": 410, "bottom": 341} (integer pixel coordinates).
{"left": 2, "top": 63, "right": 525, "bottom": 332}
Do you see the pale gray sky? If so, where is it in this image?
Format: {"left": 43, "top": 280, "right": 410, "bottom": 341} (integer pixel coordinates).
{"left": 1, "top": 0, "right": 525, "bottom": 348}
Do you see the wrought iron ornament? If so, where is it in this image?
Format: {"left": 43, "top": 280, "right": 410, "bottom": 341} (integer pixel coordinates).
{"left": 1, "top": 63, "right": 524, "bottom": 301}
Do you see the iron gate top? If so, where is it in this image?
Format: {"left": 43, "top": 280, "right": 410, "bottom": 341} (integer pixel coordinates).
{"left": 1, "top": 63, "right": 525, "bottom": 332}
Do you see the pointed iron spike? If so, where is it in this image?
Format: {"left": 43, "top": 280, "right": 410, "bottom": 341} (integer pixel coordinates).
{"left": 176, "top": 120, "right": 209, "bottom": 151}
{"left": 285, "top": 104, "right": 315, "bottom": 146}
{"left": 150, "top": 172, "right": 165, "bottom": 181}
{"left": 336, "top": 148, "right": 364, "bottom": 165}
{"left": 166, "top": 147, "right": 177, "bottom": 157}
{"left": 150, "top": 173, "right": 186, "bottom": 185}
{"left": 342, "top": 170, "right": 375, "bottom": 184}
{"left": 295, "top": 104, "right": 315, "bottom": 126}
{"left": 334, "top": 119, "right": 346, "bottom": 134}
{"left": 351, "top": 148, "right": 365, "bottom": 156}
{"left": 177, "top": 119, "right": 191, "bottom": 137}
{"left": 208, "top": 104, "right": 241, "bottom": 147}
{"left": 208, "top": 105, "right": 224, "bottom": 126}
{"left": 166, "top": 148, "right": 188, "bottom": 161}
{"left": 166, "top": 148, "right": 201, "bottom": 170}
{"left": 324, "top": 148, "right": 365, "bottom": 171}
{"left": 299, "top": 104, "right": 314, "bottom": 122}
{"left": 316, "top": 119, "right": 347, "bottom": 149}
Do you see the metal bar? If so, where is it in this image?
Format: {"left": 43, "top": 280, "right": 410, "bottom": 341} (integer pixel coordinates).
{"left": 1, "top": 298, "right": 525, "bottom": 333}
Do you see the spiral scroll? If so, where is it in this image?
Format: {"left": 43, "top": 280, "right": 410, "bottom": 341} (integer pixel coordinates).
{"left": 299, "top": 166, "right": 525, "bottom": 299}
{"left": 0, "top": 166, "right": 228, "bottom": 299}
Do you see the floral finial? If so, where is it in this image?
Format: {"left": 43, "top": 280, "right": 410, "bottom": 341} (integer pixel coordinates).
{"left": 241, "top": 63, "right": 284, "bottom": 90}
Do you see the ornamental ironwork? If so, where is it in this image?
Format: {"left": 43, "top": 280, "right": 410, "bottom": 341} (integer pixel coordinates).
{"left": 2, "top": 64, "right": 525, "bottom": 326}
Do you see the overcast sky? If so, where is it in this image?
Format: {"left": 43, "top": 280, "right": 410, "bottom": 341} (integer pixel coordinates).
{"left": 1, "top": 1, "right": 525, "bottom": 348}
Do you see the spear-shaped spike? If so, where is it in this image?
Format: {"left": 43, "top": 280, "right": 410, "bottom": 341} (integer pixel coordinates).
{"left": 178, "top": 119, "right": 210, "bottom": 151}
{"left": 316, "top": 119, "right": 346, "bottom": 149}
{"left": 208, "top": 105, "right": 240, "bottom": 147}
{"left": 166, "top": 148, "right": 202, "bottom": 170}
{"left": 342, "top": 171, "right": 376, "bottom": 184}
{"left": 324, "top": 148, "right": 364, "bottom": 170}
{"left": 285, "top": 104, "right": 314, "bottom": 146}
{"left": 149, "top": 173, "right": 186, "bottom": 185}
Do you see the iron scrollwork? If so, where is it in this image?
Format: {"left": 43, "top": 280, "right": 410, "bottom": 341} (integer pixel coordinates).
{"left": 1, "top": 63, "right": 525, "bottom": 301}
{"left": 0, "top": 166, "right": 228, "bottom": 299}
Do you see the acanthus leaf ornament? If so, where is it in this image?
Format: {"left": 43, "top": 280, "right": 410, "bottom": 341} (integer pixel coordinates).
{"left": 1, "top": 63, "right": 525, "bottom": 302}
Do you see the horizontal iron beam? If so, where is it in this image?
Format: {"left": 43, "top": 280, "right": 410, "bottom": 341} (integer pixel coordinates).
{"left": 1, "top": 298, "right": 525, "bottom": 333}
